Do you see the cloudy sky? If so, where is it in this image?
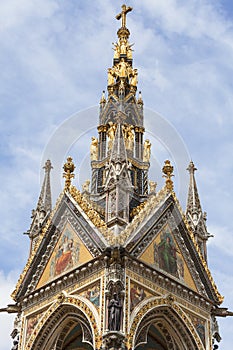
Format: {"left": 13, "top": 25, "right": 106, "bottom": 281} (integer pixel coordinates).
{"left": 0, "top": 0, "right": 233, "bottom": 349}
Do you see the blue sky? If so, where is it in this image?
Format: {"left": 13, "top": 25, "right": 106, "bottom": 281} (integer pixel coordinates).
{"left": 0, "top": 0, "right": 233, "bottom": 349}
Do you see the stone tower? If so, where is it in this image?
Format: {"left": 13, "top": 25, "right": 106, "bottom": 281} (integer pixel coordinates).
{"left": 6, "top": 5, "right": 233, "bottom": 350}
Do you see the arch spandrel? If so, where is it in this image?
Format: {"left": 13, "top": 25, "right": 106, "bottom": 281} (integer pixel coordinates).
{"left": 24, "top": 293, "right": 101, "bottom": 350}
{"left": 128, "top": 296, "right": 205, "bottom": 350}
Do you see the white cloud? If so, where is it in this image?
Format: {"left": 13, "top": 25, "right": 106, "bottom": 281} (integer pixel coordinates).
{"left": 208, "top": 225, "right": 233, "bottom": 257}
{"left": 137, "top": 0, "right": 230, "bottom": 40}
{"left": 0, "top": 0, "right": 58, "bottom": 32}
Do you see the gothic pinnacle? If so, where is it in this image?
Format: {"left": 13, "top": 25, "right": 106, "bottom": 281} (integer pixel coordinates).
{"left": 40, "top": 159, "right": 53, "bottom": 213}
{"left": 186, "top": 160, "right": 201, "bottom": 218}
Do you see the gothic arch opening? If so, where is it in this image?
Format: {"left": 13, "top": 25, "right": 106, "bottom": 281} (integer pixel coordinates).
{"left": 56, "top": 323, "right": 93, "bottom": 350}
{"left": 30, "top": 304, "right": 94, "bottom": 350}
{"left": 133, "top": 305, "right": 202, "bottom": 350}
{"left": 136, "top": 324, "right": 168, "bottom": 350}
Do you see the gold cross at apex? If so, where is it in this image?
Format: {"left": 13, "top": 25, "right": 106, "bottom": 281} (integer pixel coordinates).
{"left": 116, "top": 4, "right": 133, "bottom": 28}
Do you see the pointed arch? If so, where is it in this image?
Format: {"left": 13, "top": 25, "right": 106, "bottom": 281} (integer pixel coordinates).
{"left": 25, "top": 295, "right": 100, "bottom": 350}
{"left": 129, "top": 296, "right": 205, "bottom": 350}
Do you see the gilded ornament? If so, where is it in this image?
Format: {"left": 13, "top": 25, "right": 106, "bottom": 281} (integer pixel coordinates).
{"left": 162, "top": 159, "right": 174, "bottom": 192}
{"left": 63, "top": 156, "right": 75, "bottom": 191}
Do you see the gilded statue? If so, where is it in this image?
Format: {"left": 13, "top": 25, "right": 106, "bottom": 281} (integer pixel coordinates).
{"left": 108, "top": 68, "right": 115, "bottom": 86}
{"left": 108, "top": 122, "right": 117, "bottom": 150}
{"left": 123, "top": 124, "right": 134, "bottom": 151}
{"left": 131, "top": 69, "right": 138, "bottom": 86}
{"left": 120, "top": 39, "right": 127, "bottom": 55}
{"left": 118, "top": 58, "right": 128, "bottom": 78}
{"left": 90, "top": 136, "right": 98, "bottom": 161}
{"left": 113, "top": 42, "right": 120, "bottom": 59}
{"left": 143, "top": 139, "right": 151, "bottom": 162}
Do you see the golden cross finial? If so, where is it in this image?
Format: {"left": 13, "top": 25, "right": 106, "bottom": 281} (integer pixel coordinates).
{"left": 116, "top": 4, "right": 133, "bottom": 28}
{"left": 63, "top": 156, "right": 75, "bottom": 191}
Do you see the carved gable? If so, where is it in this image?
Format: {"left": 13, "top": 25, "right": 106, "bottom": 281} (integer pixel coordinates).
{"left": 124, "top": 193, "right": 221, "bottom": 303}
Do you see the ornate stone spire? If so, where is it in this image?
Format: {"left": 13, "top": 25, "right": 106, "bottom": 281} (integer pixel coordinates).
{"left": 40, "top": 159, "right": 53, "bottom": 212}
{"left": 27, "top": 160, "right": 53, "bottom": 252}
{"left": 186, "top": 161, "right": 201, "bottom": 218}
{"left": 90, "top": 5, "right": 150, "bottom": 223}
{"left": 186, "top": 160, "right": 210, "bottom": 261}
{"left": 109, "top": 123, "right": 128, "bottom": 163}
{"left": 102, "top": 4, "right": 140, "bottom": 111}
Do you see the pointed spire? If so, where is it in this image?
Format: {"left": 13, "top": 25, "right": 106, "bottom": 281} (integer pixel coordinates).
{"left": 105, "top": 5, "right": 137, "bottom": 100}
{"left": 110, "top": 123, "right": 128, "bottom": 164}
{"left": 186, "top": 160, "right": 210, "bottom": 261}
{"left": 27, "top": 160, "right": 53, "bottom": 253}
{"left": 186, "top": 160, "right": 202, "bottom": 222}
{"left": 105, "top": 124, "right": 132, "bottom": 232}
{"left": 40, "top": 159, "right": 53, "bottom": 213}
{"left": 34, "top": 159, "right": 52, "bottom": 216}
{"left": 91, "top": 5, "right": 148, "bottom": 219}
